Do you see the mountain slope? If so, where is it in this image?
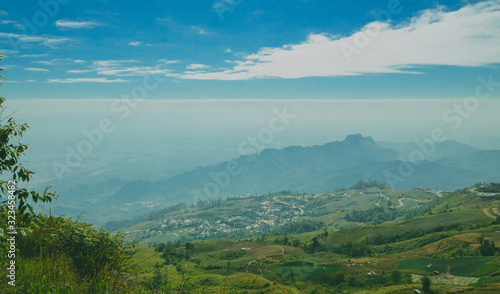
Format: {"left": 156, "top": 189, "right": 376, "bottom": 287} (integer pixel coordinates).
{"left": 110, "top": 134, "right": 401, "bottom": 203}
{"left": 378, "top": 140, "right": 480, "bottom": 161}
{"left": 51, "top": 135, "right": 500, "bottom": 224}
{"left": 110, "top": 135, "right": 500, "bottom": 206}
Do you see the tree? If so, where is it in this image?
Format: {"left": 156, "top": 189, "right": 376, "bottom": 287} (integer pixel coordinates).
{"left": 330, "top": 272, "right": 345, "bottom": 286}
{"left": 391, "top": 270, "right": 401, "bottom": 284}
{"left": 0, "top": 58, "right": 57, "bottom": 255}
{"left": 308, "top": 236, "right": 322, "bottom": 253}
{"left": 479, "top": 238, "right": 497, "bottom": 256}
{"left": 422, "top": 276, "right": 431, "bottom": 293}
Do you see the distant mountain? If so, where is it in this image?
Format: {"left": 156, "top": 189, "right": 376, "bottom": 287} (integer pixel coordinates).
{"left": 437, "top": 150, "right": 500, "bottom": 175}
{"left": 109, "top": 134, "right": 500, "bottom": 205}
{"left": 378, "top": 140, "right": 480, "bottom": 161}
{"left": 51, "top": 134, "right": 500, "bottom": 223}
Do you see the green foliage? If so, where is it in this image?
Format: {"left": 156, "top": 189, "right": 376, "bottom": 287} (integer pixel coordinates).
{"left": 329, "top": 241, "right": 371, "bottom": 257}
{"left": 398, "top": 257, "right": 495, "bottom": 276}
{"left": 366, "top": 223, "right": 465, "bottom": 246}
{"left": 476, "top": 182, "right": 500, "bottom": 193}
{"left": 279, "top": 262, "right": 342, "bottom": 284}
{"left": 350, "top": 180, "right": 387, "bottom": 190}
{"left": 10, "top": 253, "right": 83, "bottom": 293}
{"left": 0, "top": 215, "right": 133, "bottom": 293}
{"left": 272, "top": 219, "right": 325, "bottom": 236}
{"left": 26, "top": 216, "right": 130, "bottom": 289}
{"left": 479, "top": 238, "right": 498, "bottom": 256}
{"left": 346, "top": 205, "right": 432, "bottom": 224}
{"left": 218, "top": 249, "right": 246, "bottom": 260}
{"left": 469, "top": 262, "right": 500, "bottom": 277}
{"left": 143, "top": 268, "right": 167, "bottom": 290}
{"left": 154, "top": 241, "right": 191, "bottom": 264}
{"left": 421, "top": 276, "right": 431, "bottom": 293}
{"left": 0, "top": 72, "right": 57, "bottom": 258}
{"left": 391, "top": 270, "right": 402, "bottom": 284}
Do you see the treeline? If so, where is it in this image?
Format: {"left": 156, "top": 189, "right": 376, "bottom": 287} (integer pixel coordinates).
{"left": 365, "top": 223, "right": 465, "bottom": 246}
{"left": 350, "top": 180, "right": 388, "bottom": 190}
{"left": 154, "top": 241, "right": 193, "bottom": 265}
{"left": 478, "top": 237, "right": 500, "bottom": 256}
{"left": 477, "top": 182, "right": 500, "bottom": 193}
{"left": 271, "top": 219, "right": 324, "bottom": 236}
{"left": 106, "top": 202, "right": 188, "bottom": 231}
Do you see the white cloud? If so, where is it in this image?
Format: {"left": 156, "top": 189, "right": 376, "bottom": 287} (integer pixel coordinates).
{"left": 93, "top": 60, "right": 138, "bottom": 67}
{"left": 26, "top": 80, "right": 36, "bottom": 82}
{"left": 97, "top": 66, "right": 170, "bottom": 76}
{"left": 158, "top": 59, "right": 180, "bottom": 64}
{"left": 0, "top": 49, "right": 18, "bottom": 55}
{"left": 73, "top": 60, "right": 86, "bottom": 63}
{"left": 128, "top": 41, "right": 141, "bottom": 46}
{"left": 224, "top": 48, "right": 232, "bottom": 53}
{"left": 48, "top": 78, "right": 128, "bottom": 83}
{"left": 35, "top": 60, "right": 58, "bottom": 66}
{"left": 55, "top": 19, "right": 100, "bottom": 29}
{"left": 91, "top": 60, "right": 170, "bottom": 76}
{"left": 186, "top": 64, "right": 210, "bottom": 70}
{"left": 0, "top": 20, "right": 23, "bottom": 29}
{"left": 33, "top": 58, "right": 76, "bottom": 66}
{"left": 191, "top": 26, "right": 207, "bottom": 35}
{"left": 21, "top": 54, "right": 49, "bottom": 58}
{"left": 0, "top": 32, "right": 71, "bottom": 47}
{"left": 0, "top": 11, "right": 7, "bottom": 16}
{"left": 156, "top": 18, "right": 212, "bottom": 36}
{"left": 24, "top": 68, "right": 50, "bottom": 72}
{"left": 68, "top": 70, "right": 93, "bottom": 73}
{"left": 178, "top": 1, "right": 500, "bottom": 80}
{"left": 43, "top": 38, "right": 71, "bottom": 46}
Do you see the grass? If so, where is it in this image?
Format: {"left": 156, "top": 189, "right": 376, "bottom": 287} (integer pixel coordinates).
{"left": 278, "top": 262, "right": 342, "bottom": 281}
{"left": 323, "top": 207, "right": 490, "bottom": 247}
{"left": 469, "top": 263, "right": 500, "bottom": 277}
{"left": 8, "top": 186, "right": 500, "bottom": 293}
{"left": 397, "top": 257, "right": 495, "bottom": 276}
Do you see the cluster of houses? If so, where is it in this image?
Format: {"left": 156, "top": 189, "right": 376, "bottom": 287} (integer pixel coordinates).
{"left": 126, "top": 195, "right": 306, "bottom": 240}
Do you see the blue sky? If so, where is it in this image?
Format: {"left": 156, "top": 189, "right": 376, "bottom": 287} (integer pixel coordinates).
{"left": 1, "top": 0, "right": 499, "bottom": 99}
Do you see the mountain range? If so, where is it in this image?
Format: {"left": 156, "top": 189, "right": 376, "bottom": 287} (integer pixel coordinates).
{"left": 51, "top": 134, "right": 500, "bottom": 224}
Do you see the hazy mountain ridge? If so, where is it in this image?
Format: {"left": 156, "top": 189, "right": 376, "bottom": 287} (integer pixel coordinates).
{"left": 112, "top": 134, "right": 499, "bottom": 201}
{"left": 51, "top": 135, "right": 500, "bottom": 224}
{"left": 378, "top": 139, "right": 481, "bottom": 160}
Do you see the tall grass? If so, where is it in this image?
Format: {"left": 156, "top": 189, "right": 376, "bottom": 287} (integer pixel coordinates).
{"left": 1, "top": 215, "right": 135, "bottom": 293}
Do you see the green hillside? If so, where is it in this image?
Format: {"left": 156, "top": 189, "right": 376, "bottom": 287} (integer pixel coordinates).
{"left": 112, "top": 184, "right": 500, "bottom": 293}
{"left": 4, "top": 178, "right": 500, "bottom": 293}
{"left": 108, "top": 180, "right": 446, "bottom": 244}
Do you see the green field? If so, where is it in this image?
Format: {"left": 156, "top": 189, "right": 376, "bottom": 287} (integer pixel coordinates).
{"left": 398, "top": 257, "right": 495, "bottom": 276}
{"left": 278, "top": 261, "right": 342, "bottom": 281}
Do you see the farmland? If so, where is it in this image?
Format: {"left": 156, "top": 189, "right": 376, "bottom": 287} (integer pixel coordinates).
{"left": 121, "top": 183, "right": 500, "bottom": 293}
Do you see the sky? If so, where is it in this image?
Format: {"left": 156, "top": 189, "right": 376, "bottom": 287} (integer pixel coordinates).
{"left": 0, "top": 0, "right": 499, "bottom": 100}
